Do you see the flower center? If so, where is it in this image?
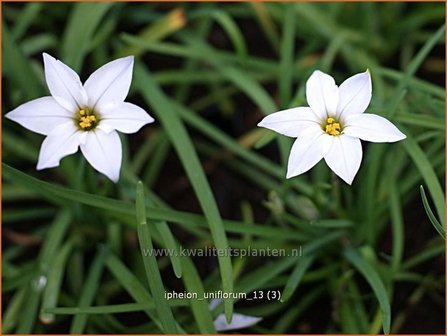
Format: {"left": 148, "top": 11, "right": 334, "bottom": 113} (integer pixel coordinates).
{"left": 76, "top": 108, "right": 99, "bottom": 131}
{"left": 324, "top": 117, "right": 342, "bottom": 136}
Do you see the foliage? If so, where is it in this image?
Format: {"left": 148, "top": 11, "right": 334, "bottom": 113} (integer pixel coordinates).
{"left": 2, "top": 2, "right": 445, "bottom": 334}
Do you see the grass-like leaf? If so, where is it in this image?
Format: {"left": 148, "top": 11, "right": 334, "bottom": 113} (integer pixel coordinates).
{"left": 70, "top": 246, "right": 109, "bottom": 333}
{"left": 133, "top": 64, "right": 234, "bottom": 321}
{"left": 61, "top": 2, "right": 113, "bottom": 70}
{"left": 40, "top": 241, "right": 73, "bottom": 324}
{"left": 402, "top": 130, "right": 445, "bottom": 224}
{"left": 135, "top": 181, "right": 179, "bottom": 333}
{"left": 281, "top": 255, "right": 315, "bottom": 302}
{"left": 3, "top": 164, "right": 308, "bottom": 241}
{"left": 3, "top": 22, "right": 42, "bottom": 100}
{"left": 343, "top": 246, "right": 391, "bottom": 334}
{"left": 420, "top": 185, "right": 445, "bottom": 239}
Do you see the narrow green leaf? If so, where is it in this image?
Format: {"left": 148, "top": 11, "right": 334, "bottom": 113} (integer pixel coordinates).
{"left": 11, "top": 2, "right": 42, "bottom": 40}
{"left": 181, "top": 257, "right": 217, "bottom": 333}
{"left": 133, "top": 64, "right": 234, "bottom": 321}
{"left": 309, "top": 219, "right": 353, "bottom": 228}
{"left": 420, "top": 185, "right": 445, "bottom": 239}
{"left": 389, "top": 24, "right": 445, "bottom": 118}
{"left": 281, "top": 255, "right": 315, "bottom": 302}
{"left": 401, "top": 130, "right": 445, "bottom": 224}
{"left": 2, "top": 164, "right": 311, "bottom": 241}
{"left": 154, "top": 221, "right": 182, "bottom": 278}
{"left": 250, "top": 2, "right": 280, "bottom": 52}
{"left": 135, "top": 181, "right": 178, "bottom": 333}
{"left": 105, "top": 252, "right": 184, "bottom": 333}
{"left": 61, "top": 2, "right": 113, "bottom": 71}
{"left": 343, "top": 246, "right": 391, "bottom": 334}
{"left": 43, "top": 300, "right": 187, "bottom": 315}
{"left": 2, "top": 287, "right": 27, "bottom": 333}
{"left": 211, "top": 10, "right": 248, "bottom": 65}
{"left": 16, "top": 284, "right": 40, "bottom": 333}
{"left": 40, "top": 241, "right": 73, "bottom": 324}
{"left": 389, "top": 181, "right": 404, "bottom": 272}
{"left": 402, "top": 242, "right": 444, "bottom": 270}
{"left": 3, "top": 22, "right": 42, "bottom": 100}
{"left": 279, "top": 3, "right": 295, "bottom": 107}
{"left": 70, "top": 246, "right": 109, "bottom": 333}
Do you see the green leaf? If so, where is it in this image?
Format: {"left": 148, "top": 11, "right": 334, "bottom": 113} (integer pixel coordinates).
{"left": 3, "top": 22, "right": 42, "bottom": 100}
{"left": 11, "top": 3, "right": 43, "bottom": 40}
{"left": 2, "top": 287, "right": 27, "bottom": 333}
{"left": 420, "top": 185, "right": 445, "bottom": 239}
{"left": 40, "top": 241, "right": 73, "bottom": 324}
{"left": 135, "top": 181, "right": 179, "bottom": 333}
{"left": 279, "top": 3, "right": 295, "bottom": 107}
{"left": 210, "top": 10, "right": 248, "bottom": 65}
{"left": 133, "top": 64, "right": 234, "bottom": 322}
{"left": 61, "top": 2, "right": 114, "bottom": 71}
{"left": 2, "top": 164, "right": 308, "bottom": 242}
{"left": 281, "top": 255, "right": 315, "bottom": 302}
{"left": 43, "top": 301, "right": 187, "bottom": 315}
{"left": 105, "top": 252, "right": 185, "bottom": 333}
{"left": 343, "top": 246, "right": 391, "bottom": 334}
{"left": 70, "top": 246, "right": 109, "bottom": 333}
{"left": 401, "top": 129, "right": 445, "bottom": 224}
{"left": 181, "top": 257, "right": 217, "bottom": 333}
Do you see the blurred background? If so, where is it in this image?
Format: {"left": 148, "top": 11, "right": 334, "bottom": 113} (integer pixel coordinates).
{"left": 2, "top": 2, "right": 445, "bottom": 334}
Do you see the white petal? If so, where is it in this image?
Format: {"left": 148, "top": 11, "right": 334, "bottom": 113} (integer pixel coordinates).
{"left": 83, "top": 56, "right": 134, "bottom": 111}
{"left": 286, "top": 130, "right": 333, "bottom": 179}
{"left": 37, "top": 122, "right": 81, "bottom": 169}
{"left": 98, "top": 102, "right": 154, "bottom": 134}
{"left": 257, "top": 107, "right": 321, "bottom": 137}
{"left": 306, "top": 70, "right": 339, "bottom": 120}
{"left": 43, "top": 53, "right": 87, "bottom": 111}
{"left": 337, "top": 70, "right": 372, "bottom": 120}
{"left": 214, "top": 313, "right": 262, "bottom": 331}
{"left": 324, "top": 135, "right": 362, "bottom": 185}
{"left": 5, "top": 97, "right": 72, "bottom": 135}
{"left": 80, "top": 129, "right": 122, "bottom": 182}
{"left": 343, "top": 113, "right": 406, "bottom": 143}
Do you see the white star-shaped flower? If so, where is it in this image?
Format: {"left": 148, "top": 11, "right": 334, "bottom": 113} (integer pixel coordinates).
{"left": 258, "top": 70, "right": 406, "bottom": 184}
{"left": 5, "top": 53, "right": 154, "bottom": 182}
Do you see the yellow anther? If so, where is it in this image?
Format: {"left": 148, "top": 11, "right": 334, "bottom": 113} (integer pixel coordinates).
{"left": 324, "top": 117, "right": 341, "bottom": 136}
{"left": 78, "top": 110, "right": 98, "bottom": 130}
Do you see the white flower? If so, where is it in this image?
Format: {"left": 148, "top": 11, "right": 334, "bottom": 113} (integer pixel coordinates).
{"left": 213, "top": 313, "right": 262, "bottom": 331}
{"left": 5, "top": 53, "right": 154, "bottom": 182}
{"left": 209, "top": 299, "right": 262, "bottom": 331}
{"left": 258, "top": 70, "right": 406, "bottom": 184}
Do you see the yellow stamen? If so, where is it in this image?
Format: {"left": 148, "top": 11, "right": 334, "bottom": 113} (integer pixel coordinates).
{"left": 77, "top": 108, "right": 98, "bottom": 130}
{"left": 325, "top": 117, "right": 341, "bottom": 136}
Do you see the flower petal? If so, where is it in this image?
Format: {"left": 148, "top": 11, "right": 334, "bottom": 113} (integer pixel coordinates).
{"left": 324, "top": 135, "right": 362, "bottom": 185}
{"left": 80, "top": 129, "right": 122, "bottom": 182}
{"left": 343, "top": 113, "right": 406, "bottom": 143}
{"left": 98, "top": 102, "right": 154, "bottom": 134}
{"left": 214, "top": 313, "right": 262, "bottom": 332}
{"left": 337, "top": 70, "right": 372, "bottom": 120}
{"left": 306, "top": 70, "right": 339, "bottom": 120}
{"left": 257, "top": 107, "right": 321, "bottom": 137}
{"left": 43, "top": 53, "right": 87, "bottom": 111}
{"left": 37, "top": 121, "right": 81, "bottom": 170}
{"left": 83, "top": 56, "right": 134, "bottom": 111}
{"left": 5, "top": 96, "right": 72, "bottom": 135}
{"left": 286, "top": 129, "right": 333, "bottom": 179}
